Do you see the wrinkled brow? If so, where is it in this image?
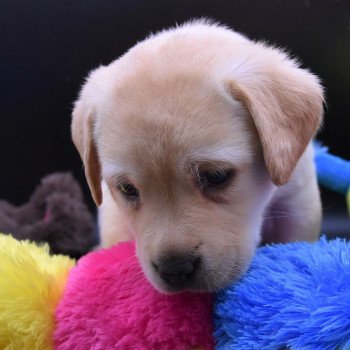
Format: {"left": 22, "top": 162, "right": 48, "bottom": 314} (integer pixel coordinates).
{"left": 102, "top": 162, "right": 141, "bottom": 182}
{"left": 102, "top": 145, "right": 250, "bottom": 181}
{"left": 186, "top": 145, "right": 251, "bottom": 165}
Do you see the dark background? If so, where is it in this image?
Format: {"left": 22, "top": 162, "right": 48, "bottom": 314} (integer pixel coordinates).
{"left": 1, "top": 0, "right": 350, "bottom": 234}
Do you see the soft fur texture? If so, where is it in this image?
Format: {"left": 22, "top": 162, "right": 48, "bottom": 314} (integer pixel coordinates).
{"left": 54, "top": 241, "right": 214, "bottom": 350}
{"left": 214, "top": 237, "right": 350, "bottom": 350}
{"left": 0, "top": 234, "right": 74, "bottom": 350}
{"left": 1, "top": 233, "right": 349, "bottom": 349}
{"left": 72, "top": 20, "right": 324, "bottom": 292}
{"left": 0, "top": 173, "right": 96, "bottom": 258}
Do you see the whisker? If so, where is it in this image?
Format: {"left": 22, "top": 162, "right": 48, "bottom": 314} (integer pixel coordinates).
{"left": 263, "top": 214, "right": 302, "bottom": 219}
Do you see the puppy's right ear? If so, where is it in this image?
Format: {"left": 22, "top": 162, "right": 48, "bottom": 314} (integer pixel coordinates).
{"left": 225, "top": 49, "right": 324, "bottom": 186}
{"left": 71, "top": 98, "right": 102, "bottom": 206}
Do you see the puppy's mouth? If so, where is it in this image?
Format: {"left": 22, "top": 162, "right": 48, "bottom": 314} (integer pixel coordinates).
{"left": 146, "top": 253, "right": 242, "bottom": 293}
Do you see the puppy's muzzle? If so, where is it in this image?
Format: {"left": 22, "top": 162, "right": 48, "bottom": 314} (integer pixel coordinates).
{"left": 152, "top": 254, "right": 201, "bottom": 288}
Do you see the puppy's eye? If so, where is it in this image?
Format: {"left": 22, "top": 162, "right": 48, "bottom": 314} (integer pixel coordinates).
{"left": 118, "top": 183, "right": 139, "bottom": 199}
{"left": 199, "top": 169, "right": 233, "bottom": 188}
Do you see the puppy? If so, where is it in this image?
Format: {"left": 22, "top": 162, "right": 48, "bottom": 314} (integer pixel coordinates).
{"left": 71, "top": 20, "right": 324, "bottom": 293}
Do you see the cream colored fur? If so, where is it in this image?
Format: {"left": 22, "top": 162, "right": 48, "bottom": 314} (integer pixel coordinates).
{"left": 72, "top": 20, "right": 324, "bottom": 292}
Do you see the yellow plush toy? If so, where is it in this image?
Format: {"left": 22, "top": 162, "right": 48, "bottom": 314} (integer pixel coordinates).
{"left": 0, "top": 234, "right": 75, "bottom": 350}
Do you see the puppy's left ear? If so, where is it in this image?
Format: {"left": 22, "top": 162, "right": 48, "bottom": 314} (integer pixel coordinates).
{"left": 71, "top": 99, "right": 102, "bottom": 206}
{"left": 71, "top": 66, "right": 111, "bottom": 206}
{"left": 227, "top": 52, "right": 324, "bottom": 186}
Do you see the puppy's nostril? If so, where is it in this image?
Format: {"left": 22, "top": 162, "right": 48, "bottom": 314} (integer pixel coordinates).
{"left": 193, "top": 256, "right": 201, "bottom": 269}
{"left": 152, "top": 262, "right": 159, "bottom": 272}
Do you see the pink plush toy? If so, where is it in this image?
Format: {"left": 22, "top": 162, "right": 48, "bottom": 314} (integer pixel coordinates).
{"left": 54, "top": 241, "right": 214, "bottom": 349}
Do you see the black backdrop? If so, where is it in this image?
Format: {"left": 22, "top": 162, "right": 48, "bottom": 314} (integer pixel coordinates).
{"left": 1, "top": 0, "right": 350, "bottom": 215}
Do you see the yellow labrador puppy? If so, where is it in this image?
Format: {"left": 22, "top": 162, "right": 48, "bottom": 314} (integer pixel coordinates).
{"left": 72, "top": 20, "right": 324, "bottom": 293}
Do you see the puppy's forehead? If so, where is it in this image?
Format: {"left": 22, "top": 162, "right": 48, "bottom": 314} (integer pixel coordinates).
{"left": 96, "top": 71, "right": 256, "bottom": 178}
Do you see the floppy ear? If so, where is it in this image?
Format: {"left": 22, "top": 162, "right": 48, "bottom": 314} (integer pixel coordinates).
{"left": 71, "top": 99, "right": 102, "bottom": 206}
{"left": 227, "top": 53, "right": 324, "bottom": 186}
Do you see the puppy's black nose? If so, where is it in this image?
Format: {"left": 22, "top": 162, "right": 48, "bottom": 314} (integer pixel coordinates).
{"left": 153, "top": 254, "right": 201, "bottom": 287}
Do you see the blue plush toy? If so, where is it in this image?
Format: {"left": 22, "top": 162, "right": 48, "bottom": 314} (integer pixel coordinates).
{"left": 213, "top": 146, "right": 350, "bottom": 349}
{"left": 214, "top": 237, "right": 350, "bottom": 350}
{"left": 314, "top": 144, "right": 350, "bottom": 214}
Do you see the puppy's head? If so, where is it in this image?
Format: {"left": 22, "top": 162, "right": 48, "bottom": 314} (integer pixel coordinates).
{"left": 72, "top": 23, "right": 323, "bottom": 292}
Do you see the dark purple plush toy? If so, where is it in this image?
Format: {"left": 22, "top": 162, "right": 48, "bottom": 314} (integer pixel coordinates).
{"left": 0, "top": 173, "right": 96, "bottom": 258}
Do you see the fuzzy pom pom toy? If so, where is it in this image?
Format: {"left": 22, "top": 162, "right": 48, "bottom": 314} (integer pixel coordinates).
{"left": 214, "top": 237, "right": 350, "bottom": 350}
{"left": 54, "top": 241, "right": 214, "bottom": 350}
{"left": 0, "top": 233, "right": 213, "bottom": 350}
{"left": 0, "top": 234, "right": 74, "bottom": 349}
{"left": 1, "top": 233, "right": 350, "bottom": 349}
